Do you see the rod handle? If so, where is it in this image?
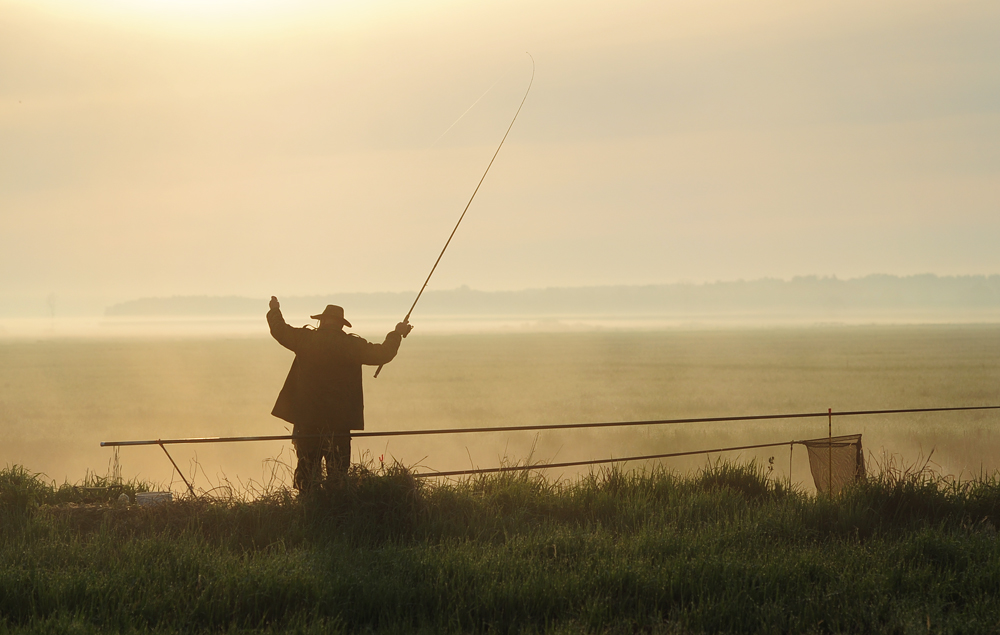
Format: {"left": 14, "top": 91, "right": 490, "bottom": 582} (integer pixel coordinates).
{"left": 374, "top": 318, "right": 411, "bottom": 378}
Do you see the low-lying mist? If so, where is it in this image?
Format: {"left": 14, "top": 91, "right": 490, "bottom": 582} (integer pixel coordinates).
{"left": 2, "top": 324, "right": 999, "bottom": 494}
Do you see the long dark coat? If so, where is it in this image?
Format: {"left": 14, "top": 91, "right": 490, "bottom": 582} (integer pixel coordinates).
{"left": 267, "top": 307, "right": 401, "bottom": 432}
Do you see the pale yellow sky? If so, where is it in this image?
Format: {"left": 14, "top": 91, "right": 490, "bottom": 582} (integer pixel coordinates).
{"left": 2, "top": 0, "right": 999, "bottom": 310}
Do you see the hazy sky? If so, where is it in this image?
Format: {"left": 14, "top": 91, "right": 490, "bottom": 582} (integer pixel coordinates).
{"left": 3, "top": 0, "right": 999, "bottom": 308}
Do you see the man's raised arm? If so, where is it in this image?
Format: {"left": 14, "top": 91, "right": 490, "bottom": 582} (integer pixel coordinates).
{"left": 266, "top": 296, "right": 305, "bottom": 352}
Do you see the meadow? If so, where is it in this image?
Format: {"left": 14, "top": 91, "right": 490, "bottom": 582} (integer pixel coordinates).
{"left": 2, "top": 324, "right": 999, "bottom": 490}
{"left": 4, "top": 458, "right": 1000, "bottom": 633}
{"left": 3, "top": 324, "right": 1000, "bottom": 633}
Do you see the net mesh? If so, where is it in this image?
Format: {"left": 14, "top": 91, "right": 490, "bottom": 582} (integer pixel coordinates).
{"left": 801, "top": 434, "right": 865, "bottom": 495}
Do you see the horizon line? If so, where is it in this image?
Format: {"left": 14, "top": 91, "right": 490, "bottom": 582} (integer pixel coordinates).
{"left": 107, "top": 272, "right": 1000, "bottom": 302}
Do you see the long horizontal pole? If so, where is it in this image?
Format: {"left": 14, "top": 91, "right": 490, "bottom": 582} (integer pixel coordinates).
{"left": 100, "top": 405, "right": 1000, "bottom": 448}
{"left": 413, "top": 434, "right": 857, "bottom": 478}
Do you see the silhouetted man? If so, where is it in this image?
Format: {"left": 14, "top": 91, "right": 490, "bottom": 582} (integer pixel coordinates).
{"left": 267, "top": 296, "right": 412, "bottom": 491}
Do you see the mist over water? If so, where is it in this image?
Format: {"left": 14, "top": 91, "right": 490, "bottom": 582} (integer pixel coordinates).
{"left": 2, "top": 325, "right": 998, "bottom": 494}
{"left": 9, "top": 274, "right": 1000, "bottom": 339}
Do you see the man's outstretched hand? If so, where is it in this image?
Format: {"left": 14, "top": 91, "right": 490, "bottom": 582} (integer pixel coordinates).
{"left": 394, "top": 321, "right": 413, "bottom": 337}
{"left": 269, "top": 296, "right": 280, "bottom": 311}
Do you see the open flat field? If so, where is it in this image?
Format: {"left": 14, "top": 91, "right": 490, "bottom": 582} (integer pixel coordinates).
{"left": 4, "top": 324, "right": 1000, "bottom": 633}
{"left": 2, "top": 324, "right": 1000, "bottom": 491}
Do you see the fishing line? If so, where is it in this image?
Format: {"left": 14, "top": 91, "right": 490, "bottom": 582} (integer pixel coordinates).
{"left": 427, "top": 75, "right": 505, "bottom": 149}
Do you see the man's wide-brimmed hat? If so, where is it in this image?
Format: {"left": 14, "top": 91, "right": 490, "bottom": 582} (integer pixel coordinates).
{"left": 310, "top": 305, "right": 352, "bottom": 327}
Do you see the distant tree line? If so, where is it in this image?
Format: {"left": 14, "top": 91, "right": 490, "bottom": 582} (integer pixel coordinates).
{"left": 103, "top": 275, "right": 1000, "bottom": 317}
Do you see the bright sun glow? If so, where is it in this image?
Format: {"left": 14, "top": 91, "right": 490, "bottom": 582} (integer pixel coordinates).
{"left": 23, "top": 0, "right": 378, "bottom": 30}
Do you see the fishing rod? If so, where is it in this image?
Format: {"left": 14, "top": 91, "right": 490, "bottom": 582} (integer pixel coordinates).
{"left": 375, "top": 53, "right": 535, "bottom": 378}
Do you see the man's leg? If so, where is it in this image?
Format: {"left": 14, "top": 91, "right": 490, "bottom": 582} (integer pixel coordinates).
{"left": 292, "top": 434, "right": 323, "bottom": 492}
{"left": 328, "top": 432, "right": 351, "bottom": 476}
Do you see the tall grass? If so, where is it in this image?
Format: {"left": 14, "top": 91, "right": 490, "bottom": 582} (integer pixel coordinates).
{"left": 2, "top": 459, "right": 1000, "bottom": 633}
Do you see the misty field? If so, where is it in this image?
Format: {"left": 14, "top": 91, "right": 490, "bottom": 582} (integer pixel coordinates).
{"left": 2, "top": 324, "right": 999, "bottom": 490}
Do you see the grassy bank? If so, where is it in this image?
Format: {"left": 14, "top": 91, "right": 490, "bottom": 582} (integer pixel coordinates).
{"left": 3, "top": 460, "right": 1000, "bottom": 634}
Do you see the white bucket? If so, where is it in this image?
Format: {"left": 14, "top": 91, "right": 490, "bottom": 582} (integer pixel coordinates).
{"left": 135, "top": 492, "right": 173, "bottom": 506}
